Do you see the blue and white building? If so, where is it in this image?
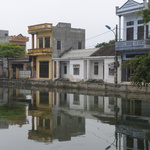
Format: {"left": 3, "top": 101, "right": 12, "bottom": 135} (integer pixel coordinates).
{"left": 116, "top": 0, "right": 150, "bottom": 81}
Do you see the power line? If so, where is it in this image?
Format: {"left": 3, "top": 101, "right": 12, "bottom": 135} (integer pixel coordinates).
{"left": 86, "top": 30, "right": 113, "bottom": 41}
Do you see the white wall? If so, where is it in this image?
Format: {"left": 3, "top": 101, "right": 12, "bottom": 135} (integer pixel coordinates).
{"left": 60, "top": 61, "right": 70, "bottom": 79}
{"left": 69, "top": 94, "right": 86, "bottom": 110}
{"left": 123, "top": 14, "right": 145, "bottom": 41}
{"left": 90, "top": 60, "right": 103, "bottom": 80}
{"left": 69, "top": 60, "right": 85, "bottom": 82}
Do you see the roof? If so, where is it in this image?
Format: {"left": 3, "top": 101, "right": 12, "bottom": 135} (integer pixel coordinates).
{"left": 116, "top": 0, "right": 146, "bottom": 16}
{"left": 61, "top": 48, "right": 99, "bottom": 59}
{"left": 91, "top": 45, "right": 115, "bottom": 56}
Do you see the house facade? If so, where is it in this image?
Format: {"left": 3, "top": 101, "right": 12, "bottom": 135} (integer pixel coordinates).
{"left": 9, "top": 34, "right": 29, "bottom": 51}
{"left": 116, "top": 0, "right": 150, "bottom": 81}
{"left": 53, "top": 45, "right": 121, "bottom": 83}
{"left": 52, "top": 22, "right": 85, "bottom": 58}
{"left": 28, "top": 22, "right": 85, "bottom": 79}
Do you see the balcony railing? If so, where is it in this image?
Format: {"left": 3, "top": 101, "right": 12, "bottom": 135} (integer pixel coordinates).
{"left": 115, "top": 39, "right": 150, "bottom": 51}
{"left": 28, "top": 48, "right": 52, "bottom": 55}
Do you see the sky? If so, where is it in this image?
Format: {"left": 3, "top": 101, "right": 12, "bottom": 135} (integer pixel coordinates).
{"left": 0, "top": 0, "right": 142, "bottom": 49}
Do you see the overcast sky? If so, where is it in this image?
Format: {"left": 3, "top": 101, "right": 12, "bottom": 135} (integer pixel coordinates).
{"left": 0, "top": 0, "right": 142, "bottom": 49}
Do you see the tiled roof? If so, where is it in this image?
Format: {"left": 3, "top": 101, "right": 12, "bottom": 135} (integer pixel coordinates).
{"left": 61, "top": 48, "right": 99, "bottom": 59}
{"left": 90, "top": 45, "right": 115, "bottom": 56}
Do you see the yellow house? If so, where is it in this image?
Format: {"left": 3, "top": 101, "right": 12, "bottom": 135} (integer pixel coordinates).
{"left": 28, "top": 23, "right": 53, "bottom": 79}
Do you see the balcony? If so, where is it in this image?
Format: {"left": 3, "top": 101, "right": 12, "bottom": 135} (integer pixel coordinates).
{"left": 28, "top": 48, "right": 52, "bottom": 56}
{"left": 115, "top": 39, "right": 150, "bottom": 51}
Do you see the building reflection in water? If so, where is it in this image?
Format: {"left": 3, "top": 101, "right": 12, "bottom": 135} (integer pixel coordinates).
{"left": 116, "top": 99, "right": 150, "bottom": 150}
{"left": 28, "top": 91, "right": 85, "bottom": 142}
{"left": 0, "top": 87, "right": 149, "bottom": 149}
{"left": 29, "top": 91, "right": 150, "bottom": 149}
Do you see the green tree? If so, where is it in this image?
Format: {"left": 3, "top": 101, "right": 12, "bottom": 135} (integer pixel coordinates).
{"left": 122, "top": 54, "right": 150, "bottom": 88}
{"left": 95, "top": 40, "right": 115, "bottom": 48}
{"left": 137, "top": 9, "right": 150, "bottom": 23}
{"left": 0, "top": 43, "right": 25, "bottom": 58}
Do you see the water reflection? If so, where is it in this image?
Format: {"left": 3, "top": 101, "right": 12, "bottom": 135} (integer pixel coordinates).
{"left": 0, "top": 87, "right": 149, "bottom": 150}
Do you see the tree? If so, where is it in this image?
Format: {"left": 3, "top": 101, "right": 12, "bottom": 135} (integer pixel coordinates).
{"left": 122, "top": 54, "right": 150, "bottom": 88}
{"left": 0, "top": 43, "right": 25, "bottom": 58}
{"left": 95, "top": 40, "right": 115, "bottom": 48}
{"left": 137, "top": 9, "right": 150, "bottom": 23}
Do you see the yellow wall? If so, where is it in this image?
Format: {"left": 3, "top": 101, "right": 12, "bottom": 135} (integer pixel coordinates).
{"left": 36, "top": 31, "right": 52, "bottom": 49}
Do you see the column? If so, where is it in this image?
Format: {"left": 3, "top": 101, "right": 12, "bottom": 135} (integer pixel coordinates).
{"left": 32, "top": 34, "right": 34, "bottom": 49}
{"left": 119, "top": 15, "right": 121, "bottom": 41}
{"left": 87, "top": 60, "right": 90, "bottom": 80}
{"left": 31, "top": 57, "right": 34, "bottom": 78}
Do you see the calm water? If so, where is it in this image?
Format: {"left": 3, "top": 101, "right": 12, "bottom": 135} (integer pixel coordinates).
{"left": 0, "top": 87, "right": 150, "bottom": 150}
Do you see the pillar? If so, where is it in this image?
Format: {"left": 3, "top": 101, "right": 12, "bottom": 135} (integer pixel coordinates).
{"left": 32, "top": 34, "right": 34, "bottom": 49}
{"left": 31, "top": 57, "right": 34, "bottom": 78}
{"left": 119, "top": 15, "right": 121, "bottom": 41}
{"left": 87, "top": 60, "right": 90, "bottom": 80}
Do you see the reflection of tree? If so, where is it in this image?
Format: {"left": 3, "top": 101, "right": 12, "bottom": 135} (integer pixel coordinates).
{"left": 0, "top": 103, "right": 26, "bottom": 120}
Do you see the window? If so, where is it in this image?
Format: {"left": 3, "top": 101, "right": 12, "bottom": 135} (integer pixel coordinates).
{"left": 73, "top": 94, "right": 80, "bottom": 105}
{"left": 137, "top": 25, "right": 149, "bottom": 39}
{"left": 73, "top": 65, "right": 80, "bottom": 75}
{"left": 94, "top": 96, "right": 98, "bottom": 107}
{"left": 108, "top": 63, "right": 114, "bottom": 76}
{"left": 138, "top": 26, "right": 144, "bottom": 40}
{"left": 57, "top": 116, "right": 61, "bottom": 126}
{"left": 138, "top": 20, "right": 143, "bottom": 24}
{"left": 45, "top": 37, "right": 50, "bottom": 48}
{"left": 45, "top": 119, "right": 50, "bottom": 129}
{"left": 63, "top": 63, "right": 67, "bottom": 74}
{"left": 127, "top": 21, "right": 134, "bottom": 26}
{"left": 126, "top": 27, "right": 134, "bottom": 40}
{"left": 78, "top": 42, "right": 82, "bottom": 49}
{"left": 94, "top": 62, "right": 99, "bottom": 75}
{"left": 109, "top": 68, "right": 114, "bottom": 76}
{"left": 40, "top": 92, "right": 49, "bottom": 104}
{"left": 39, "top": 37, "right": 43, "bottom": 48}
{"left": 57, "top": 40, "right": 61, "bottom": 50}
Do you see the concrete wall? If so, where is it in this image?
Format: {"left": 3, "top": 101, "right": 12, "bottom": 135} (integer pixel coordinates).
{"left": 0, "top": 79, "right": 149, "bottom": 95}
{"left": 0, "top": 30, "right": 9, "bottom": 43}
{"left": 52, "top": 23, "right": 85, "bottom": 58}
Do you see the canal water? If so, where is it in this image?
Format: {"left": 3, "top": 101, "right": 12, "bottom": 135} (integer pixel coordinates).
{"left": 0, "top": 87, "right": 149, "bottom": 150}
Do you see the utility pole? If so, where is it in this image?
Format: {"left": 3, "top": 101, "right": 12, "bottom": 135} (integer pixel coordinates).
{"left": 105, "top": 24, "right": 119, "bottom": 85}
{"left": 114, "top": 25, "right": 118, "bottom": 85}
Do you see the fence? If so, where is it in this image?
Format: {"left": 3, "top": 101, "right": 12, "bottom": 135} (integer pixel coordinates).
{"left": 19, "top": 70, "right": 31, "bottom": 78}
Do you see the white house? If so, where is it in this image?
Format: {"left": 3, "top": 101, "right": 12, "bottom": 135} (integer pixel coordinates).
{"left": 116, "top": 0, "right": 150, "bottom": 81}
{"left": 52, "top": 45, "right": 121, "bottom": 84}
